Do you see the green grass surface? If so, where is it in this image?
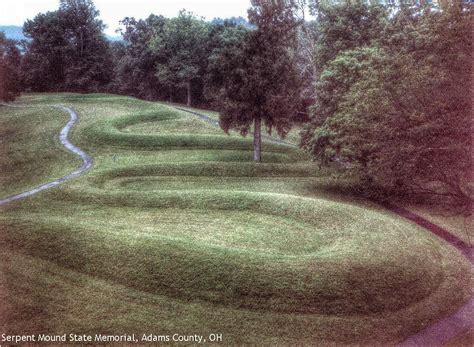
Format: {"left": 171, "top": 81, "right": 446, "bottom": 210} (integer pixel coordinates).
{"left": 405, "top": 205, "right": 473, "bottom": 246}
{"left": 0, "top": 105, "right": 81, "bottom": 197}
{"left": 164, "top": 102, "right": 303, "bottom": 146}
{"left": 0, "top": 93, "right": 471, "bottom": 345}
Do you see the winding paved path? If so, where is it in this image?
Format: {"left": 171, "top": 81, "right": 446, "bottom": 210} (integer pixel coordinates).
{"left": 0, "top": 104, "right": 93, "bottom": 206}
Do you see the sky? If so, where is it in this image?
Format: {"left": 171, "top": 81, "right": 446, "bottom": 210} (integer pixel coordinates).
{"left": 0, "top": 0, "right": 252, "bottom": 36}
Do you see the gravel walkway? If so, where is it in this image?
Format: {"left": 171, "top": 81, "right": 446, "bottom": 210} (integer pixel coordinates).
{"left": 0, "top": 104, "right": 93, "bottom": 206}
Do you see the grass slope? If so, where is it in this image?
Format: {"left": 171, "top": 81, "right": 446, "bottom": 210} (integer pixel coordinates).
{"left": 405, "top": 204, "right": 473, "bottom": 246}
{"left": 164, "top": 102, "right": 303, "bottom": 146}
{"left": 0, "top": 93, "right": 471, "bottom": 345}
{"left": 0, "top": 105, "right": 81, "bottom": 198}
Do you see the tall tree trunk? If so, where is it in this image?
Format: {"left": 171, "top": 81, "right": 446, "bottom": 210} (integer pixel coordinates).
{"left": 186, "top": 81, "right": 191, "bottom": 106}
{"left": 253, "top": 116, "right": 262, "bottom": 162}
{"left": 80, "top": 30, "right": 84, "bottom": 56}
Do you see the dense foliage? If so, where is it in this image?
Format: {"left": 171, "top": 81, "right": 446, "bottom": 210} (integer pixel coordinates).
{"left": 217, "top": 0, "right": 304, "bottom": 162}
{"left": 150, "top": 11, "right": 210, "bottom": 106}
{"left": 0, "top": 32, "right": 21, "bottom": 101}
{"left": 22, "top": 0, "right": 113, "bottom": 92}
{"left": 301, "top": 2, "right": 472, "bottom": 206}
{"left": 112, "top": 12, "right": 250, "bottom": 107}
{"left": 112, "top": 15, "right": 168, "bottom": 100}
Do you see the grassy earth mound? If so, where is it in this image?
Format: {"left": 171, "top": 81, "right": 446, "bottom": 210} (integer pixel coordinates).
{"left": 0, "top": 93, "right": 471, "bottom": 345}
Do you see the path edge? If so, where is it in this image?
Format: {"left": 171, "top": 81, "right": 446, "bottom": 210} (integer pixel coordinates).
{"left": 0, "top": 103, "right": 93, "bottom": 206}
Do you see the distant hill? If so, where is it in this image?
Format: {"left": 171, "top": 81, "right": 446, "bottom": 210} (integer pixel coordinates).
{"left": 0, "top": 25, "right": 26, "bottom": 41}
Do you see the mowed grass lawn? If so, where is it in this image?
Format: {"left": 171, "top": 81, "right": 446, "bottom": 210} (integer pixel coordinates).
{"left": 164, "top": 102, "right": 303, "bottom": 145}
{"left": 0, "top": 105, "right": 81, "bottom": 197}
{"left": 0, "top": 93, "right": 471, "bottom": 345}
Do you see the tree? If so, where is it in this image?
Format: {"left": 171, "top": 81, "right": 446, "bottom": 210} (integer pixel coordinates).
{"left": 22, "top": 11, "right": 67, "bottom": 91}
{"left": 151, "top": 11, "right": 210, "bottom": 106}
{"left": 58, "top": 0, "right": 113, "bottom": 91}
{"left": 204, "top": 20, "right": 249, "bottom": 106}
{"left": 300, "top": 1, "right": 392, "bottom": 161}
{"left": 218, "top": 0, "right": 303, "bottom": 162}
{"left": 114, "top": 15, "right": 168, "bottom": 100}
{"left": 0, "top": 32, "right": 21, "bottom": 102}
{"left": 300, "top": 47, "right": 382, "bottom": 158}
{"left": 22, "top": 0, "right": 113, "bottom": 92}
{"left": 311, "top": 1, "right": 387, "bottom": 69}
{"left": 301, "top": 3, "right": 472, "bottom": 207}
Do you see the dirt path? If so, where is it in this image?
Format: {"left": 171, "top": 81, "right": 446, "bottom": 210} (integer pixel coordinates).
{"left": 399, "top": 298, "right": 473, "bottom": 347}
{"left": 0, "top": 104, "right": 93, "bottom": 206}
{"left": 0, "top": 104, "right": 93, "bottom": 333}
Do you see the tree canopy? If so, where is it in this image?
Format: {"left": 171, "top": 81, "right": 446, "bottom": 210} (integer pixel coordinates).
{"left": 0, "top": 32, "right": 21, "bottom": 102}
{"left": 150, "top": 11, "right": 210, "bottom": 106}
{"left": 22, "top": 0, "right": 113, "bottom": 92}
{"left": 300, "top": 2, "right": 472, "bottom": 207}
{"left": 113, "top": 15, "right": 168, "bottom": 100}
{"left": 218, "top": 0, "right": 304, "bottom": 162}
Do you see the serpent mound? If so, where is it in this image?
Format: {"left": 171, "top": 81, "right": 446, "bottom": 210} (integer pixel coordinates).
{"left": 2, "top": 94, "right": 470, "bottom": 344}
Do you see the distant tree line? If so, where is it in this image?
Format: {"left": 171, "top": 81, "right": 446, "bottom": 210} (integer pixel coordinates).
{"left": 0, "top": 0, "right": 471, "bottom": 207}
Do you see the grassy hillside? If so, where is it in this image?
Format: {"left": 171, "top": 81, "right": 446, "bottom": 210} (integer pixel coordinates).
{"left": 0, "top": 93, "right": 471, "bottom": 344}
{"left": 164, "top": 102, "right": 303, "bottom": 146}
{"left": 0, "top": 105, "right": 81, "bottom": 197}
